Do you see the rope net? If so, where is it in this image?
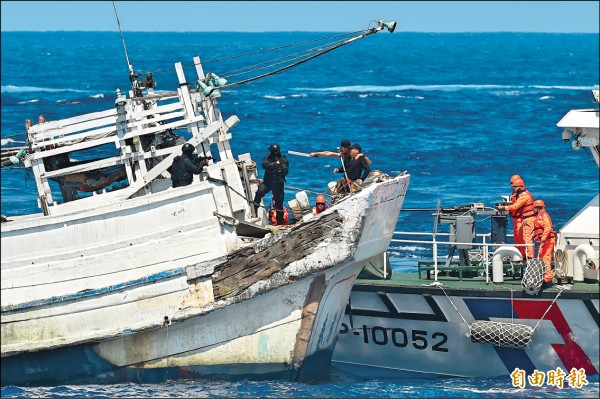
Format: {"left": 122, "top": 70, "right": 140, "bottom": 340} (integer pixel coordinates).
{"left": 522, "top": 258, "right": 546, "bottom": 295}
{"left": 469, "top": 320, "right": 533, "bottom": 348}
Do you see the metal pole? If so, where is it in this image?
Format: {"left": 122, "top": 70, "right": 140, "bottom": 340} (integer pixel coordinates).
{"left": 112, "top": 1, "right": 132, "bottom": 73}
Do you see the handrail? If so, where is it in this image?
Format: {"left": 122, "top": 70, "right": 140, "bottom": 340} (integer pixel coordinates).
{"left": 390, "top": 231, "right": 532, "bottom": 283}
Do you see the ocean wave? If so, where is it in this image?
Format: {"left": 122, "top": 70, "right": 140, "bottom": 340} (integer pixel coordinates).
{"left": 17, "top": 99, "right": 39, "bottom": 104}
{"left": 1, "top": 85, "right": 89, "bottom": 93}
{"left": 294, "top": 84, "right": 595, "bottom": 93}
{"left": 89, "top": 93, "right": 105, "bottom": 99}
{"left": 263, "top": 95, "right": 286, "bottom": 100}
{"left": 1, "top": 137, "right": 21, "bottom": 146}
{"left": 529, "top": 85, "right": 593, "bottom": 90}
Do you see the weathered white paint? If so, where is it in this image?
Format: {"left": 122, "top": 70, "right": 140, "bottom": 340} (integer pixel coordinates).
{"left": 1, "top": 55, "right": 411, "bottom": 384}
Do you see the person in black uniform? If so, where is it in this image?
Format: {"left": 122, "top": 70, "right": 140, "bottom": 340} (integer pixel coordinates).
{"left": 333, "top": 143, "right": 370, "bottom": 194}
{"left": 253, "top": 143, "right": 289, "bottom": 225}
{"left": 169, "top": 143, "right": 209, "bottom": 188}
{"left": 343, "top": 143, "right": 371, "bottom": 184}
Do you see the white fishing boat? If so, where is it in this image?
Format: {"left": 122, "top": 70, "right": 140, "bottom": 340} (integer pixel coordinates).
{"left": 331, "top": 88, "right": 599, "bottom": 379}
{"left": 0, "top": 21, "right": 408, "bottom": 386}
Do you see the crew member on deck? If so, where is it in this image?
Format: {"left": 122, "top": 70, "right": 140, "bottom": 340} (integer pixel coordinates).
{"left": 253, "top": 144, "right": 289, "bottom": 226}
{"left": 310, "top": 139, "right": 371, "bottom": 167}
{"left": 310, "top": 139, "right": 352, "bottom": 159}
{"left": 496, "top": 177, "right": 535, "bottom": 260}
{"left": 507, "top": 174, "right": 523, "bottom": 248}
{"left": 312, "top": 194, "right": 328, "bottom": 216}
{"left": 334, "top": 142, "right": 370, "bottom": 184}
{"left": 533, "top": 200, "right": 556, "bottom": 284}
{"left": 169, "top": 143, "right": 209, "bottom": 188}
{"left": 140, "top": 72, "right": 157, "bottom": 89}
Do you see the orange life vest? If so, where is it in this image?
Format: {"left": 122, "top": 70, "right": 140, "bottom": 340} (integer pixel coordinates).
{"left": 511, "top": 190, "right": 535, "bottom": 219}
{"left": 533, "top": 212, "right": 557, "bottom": 242}
{"left": 269, "top": 206, "right": 289, "bottom": 226}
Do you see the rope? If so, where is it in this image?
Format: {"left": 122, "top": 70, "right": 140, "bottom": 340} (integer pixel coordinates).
{"left": 554, "top": 249, "right": 568, "bottom": 278}
{"left": 129, "top": 28, "right": 382, "bottom": 99}
{"left": 222, "top": 44, "right": 334, "bottom": 80}
{"left": 220, "top": 36, "right": 352, "bottom": 80}
{"left": 206, "top": 176, "right": 272, "bottom": 214}
{"left": 148, "top": 30, "right": 364, "bottom": 75}
{"left": 284, "top": 185, "right": 331, "bottom": 198}
{"left": 531, "top": 286, "right": 565, "bottom": 333}
{"left": 235, "top": 159, "right": 256, "bottom": 171}
{"left": 430, "top": 282, "right": 470, "bottom": 325}
{"left": 220, "top": 28, "right": 379, "bottom": 89}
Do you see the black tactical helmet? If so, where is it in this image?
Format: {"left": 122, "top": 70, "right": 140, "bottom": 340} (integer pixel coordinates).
{"left": 268, "top": 143, "right": 281, "bottom": 154}
{"left": 182, "top": 143, "right": 195, "bottom": 155}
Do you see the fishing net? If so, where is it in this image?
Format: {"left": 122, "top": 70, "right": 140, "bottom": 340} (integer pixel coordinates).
{"left": 469, "top": 320, "right": 533, "bottom": 348}
{"left": 522, "top": 258, "right": 545, "bottom": 295}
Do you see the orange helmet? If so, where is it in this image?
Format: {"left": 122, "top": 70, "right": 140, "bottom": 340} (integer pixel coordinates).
{"left": 533, "top": 200, "right": 545, "bottom": 208}
{"left": 316, "top": 194, "right": 326, "bottom": 204}
{"left": 510, "top": 174, "right": 522, "bottom": 184}
{"left": 512, "top": 178, "right": 525, "bottom": 188}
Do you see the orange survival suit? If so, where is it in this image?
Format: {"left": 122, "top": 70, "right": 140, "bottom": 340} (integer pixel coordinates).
{"left": 501, "top": 178, "right": 535, "bottom": 259}
{"left": 533, "top": 200, "right": 556, "bottom": 283}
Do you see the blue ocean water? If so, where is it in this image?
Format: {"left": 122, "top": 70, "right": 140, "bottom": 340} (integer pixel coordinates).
{"left": 1, "top": 31, "right": 598, "bottom": 397}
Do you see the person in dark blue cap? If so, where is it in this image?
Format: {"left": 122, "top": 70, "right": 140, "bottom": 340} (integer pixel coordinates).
{"left": 310, "top": 139, "right": 371, "bottom": 178}
{"left": 334, "top": 143, "right": 370, "bottom": 187}
{"left": 310, "top": 139, "right": 352, "bottom": 159}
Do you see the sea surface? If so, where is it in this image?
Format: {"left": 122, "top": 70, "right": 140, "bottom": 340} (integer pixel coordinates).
{"left": 1, "top": 31, "right": 598, "bottom": 398}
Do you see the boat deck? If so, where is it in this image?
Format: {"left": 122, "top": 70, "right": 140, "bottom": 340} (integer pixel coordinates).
{"left": 353, "top": 270, "right": 599, "bottom": 299}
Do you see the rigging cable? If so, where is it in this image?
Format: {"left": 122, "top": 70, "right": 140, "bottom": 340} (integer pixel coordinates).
{"left": 149, "top": 30, "right": 364, "bottom": 75}
{"left": 217, "top": 32, "right": 362, "bottom": 79}
{"left": 144, "top": 28, "right": 379, "bottom": 89}
{"left": 129, "top": 27, "right": 383, "bottom": 100}
{"left": 221, "top": 28, "right": 380, "bottom": 89}
{"left": 112, "top": 1, "right": 132, "bottom": 73}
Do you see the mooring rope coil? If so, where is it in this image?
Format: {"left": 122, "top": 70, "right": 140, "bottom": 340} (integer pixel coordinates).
{"left": 554, "top": 249, "right": 568, "bottom": 279}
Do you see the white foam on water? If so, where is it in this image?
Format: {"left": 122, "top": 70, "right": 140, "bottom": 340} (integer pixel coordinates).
{"left": 1, "top": 85, "right": 88, "bottom": 93}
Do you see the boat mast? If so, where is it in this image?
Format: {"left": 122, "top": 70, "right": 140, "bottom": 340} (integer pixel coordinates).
{"left": 112, "top": 1, "right": 140, "bottom": 96}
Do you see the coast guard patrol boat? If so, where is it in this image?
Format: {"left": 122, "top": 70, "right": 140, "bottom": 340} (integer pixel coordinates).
{"left": 332, "top": 88, "right": 599, "bottom": 379}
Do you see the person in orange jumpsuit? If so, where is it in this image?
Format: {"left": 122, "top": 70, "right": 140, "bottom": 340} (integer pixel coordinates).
{"left": 497, "top": 177, "right": 535, "bottom": 259}
{"left": 506, "top": 174, "right": 523, "bottom": 247}
{"left": 532, "top": 200, "right": 556, "bottom": 283}
{"left": 312, "top": 194, "right": 328, "bottom": 216}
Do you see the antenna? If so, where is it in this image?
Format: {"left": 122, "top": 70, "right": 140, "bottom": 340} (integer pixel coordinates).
{"left": 112, "top": 1, "right": 132, "bottom": 73}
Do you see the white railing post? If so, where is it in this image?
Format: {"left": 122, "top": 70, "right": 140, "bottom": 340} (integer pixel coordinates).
{"left": 433, "top": 239, "right": 438, "bottom": 282}
{"left": 483, "top": 234, "right": 489, "bottom": 284}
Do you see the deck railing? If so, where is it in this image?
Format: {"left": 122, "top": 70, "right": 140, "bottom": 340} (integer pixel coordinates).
{"left": 391, "top": 231, "right": 533, "bottom": 283}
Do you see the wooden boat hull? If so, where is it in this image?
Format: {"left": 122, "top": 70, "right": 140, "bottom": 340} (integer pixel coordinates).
{"left": 1, "top": 172, "right": 410, "bottom": 386}
{"left": 1, "top": 260, "right": 362, "bottom": 385}
{"left": 332, "top": 277, "right": 599, "bottom": 378}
